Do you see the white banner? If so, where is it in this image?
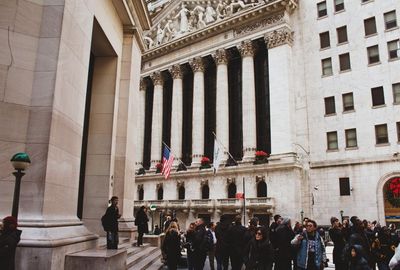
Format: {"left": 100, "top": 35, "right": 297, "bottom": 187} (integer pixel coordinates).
{"left": 213, "top": 138, "right": 224, "bottom": 174}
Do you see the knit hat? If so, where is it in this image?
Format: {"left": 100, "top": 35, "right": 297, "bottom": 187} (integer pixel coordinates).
{"left": 330, "top": 217, "right": 339, "bottom": 225}
{"left": 3, "top": 216, "right": 18, "bottom": 228}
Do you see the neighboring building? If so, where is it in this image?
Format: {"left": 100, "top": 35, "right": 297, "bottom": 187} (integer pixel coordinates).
{"left": 135, "top": 0, "right": 400, "bottom": 229}
{"left": 0, "top": 1, "right": 150, "bottom": 269}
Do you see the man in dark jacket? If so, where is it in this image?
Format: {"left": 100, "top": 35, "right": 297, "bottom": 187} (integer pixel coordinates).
{"left": 135, "top": 206, "right": 149, "bottom": 246}
{"left": 215, "top": 215, "right": 231, "bottom": 270}
{"left": 275, "top": 218, "right": 295, "bottom": 270}
{"left": 0, "top": 216, "right": 22, "bottom": 270}
{"left": 193, "top": 218, "right": 208, "bottom": 270}
{"left": 329, "top": 217, "right": 346, "bottom": 270}
{"left": 227, "top": 215, "right": 246, "bottom": 270}
{"left": 103, "top": 196, "right": 121, "bottom": 249}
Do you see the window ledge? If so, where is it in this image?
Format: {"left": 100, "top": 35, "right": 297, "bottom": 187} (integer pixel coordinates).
{"left": 322, "top": 73, "right": 333, "bottom": 78}
{"left": 361, "top": 0, "right": 374, "bottom": 5}
{"left": 320, "top": 46, "right": 331, "bottom": 51}
{"left": 337, "top": 41, "right": 349, "bottom": 46}
{"left": 345, "top": 147, "right": 358, "bottom": 151}
{"left": 365, "top": 33, "right": 378, "bottom": 38}
{"left": 385, "top": 26, "right": 399, "bottom": 32}
{"left": 326, "top": 149, "right": 339, "bottom": 152}
{"left": 372, "top": 104, "right": 386, "bottom": 109}
{"left": 334, "top": 9, "right": 345, "bottom": 15}
{"left": 318, "top": 15, "right": 328, "bottom": 20}
{"left": 388, "top": 57, "right": 400, "bottom": 62}
{"left": 368, "top": 62, "right": 381, "bottom": 67}
{"left": 339, "top": 69, "right": 351, "bottom": 74}
{"left": 375, "top": 143, "right": 390, "bottom": 147}
{"left": 324, "top": 113, "right": 337, "bottom": 117}
{"left": 343, "top": 109, "right": 355, "bottom": 114}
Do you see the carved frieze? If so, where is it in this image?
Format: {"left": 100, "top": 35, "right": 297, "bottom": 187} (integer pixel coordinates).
{"left": 189, "top": 57, "right": 205, "bottom": 72}
{"left": 264, "top": 27, "right": 294, "bottom": 49}
{"left": 140, "top": 77, "right": 147, "bottom": 91}
{"left": 234, "top": 13, "right": 285, "bottom": 37}
{"left": 151, "top": 71, "right": 163, "bottom": 86}
{"left": 169, "top": 64, "right": 183, "bottom": 79}
{"left": 212, "top": 49, "right": 229, "bottom": 65}
{"left": 239, "top": 40, "right": 255, "bottom": 57}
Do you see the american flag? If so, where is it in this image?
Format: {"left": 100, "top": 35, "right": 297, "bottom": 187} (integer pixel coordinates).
{"left": 161, "top": 146, "right": 174, "bottom": 180}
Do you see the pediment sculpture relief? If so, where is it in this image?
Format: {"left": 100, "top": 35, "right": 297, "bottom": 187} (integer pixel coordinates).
{"left": 143, "top": 0, "right": 266, "bottom": 50}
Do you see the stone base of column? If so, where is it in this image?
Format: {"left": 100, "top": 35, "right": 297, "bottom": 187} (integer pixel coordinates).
{"left": 118, "top": 217, "right": 137, "bottom": 239}
{"left": 242, "top": 149, "right": 256, "bottom": 164}
{"left": 15, "top": 219, "right": 98, "bottom": 270}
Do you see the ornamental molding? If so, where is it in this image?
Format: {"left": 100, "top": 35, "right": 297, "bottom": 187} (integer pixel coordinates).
{"left": 212, "top": 49, "right": 229, "bottom": 65}
{"left": 156, "top": 183, "right": 163, "bottom": 189}
{"left": 189, "top": 57, "right": 205, "bottom": 72}
{"left": 238, "top": 40, "right": 255, "bottom": 57}
{"left": 169, "top": 64, "right": 183, "bottom": 79}
{"left": 177, "top": 180, "right": 184, "bottom": 188}
{"left": 264, "top": 26, "right": 293, "bottom": 49}
{"left": 200, "top": 179, "right": 208, "bottom": 187}
{"left": 226, "top": 177, "right": 236, "bottom": 185}
{"left": 137, "top": 184, "right": 144, "bottom": 190}
{"left": 256, "top": 175, "right": 265, "bottom": 183}
{"left": 150, "top": 71, "right": 164, "bottom": 86}
{"left": 140, "top": 77, "right": 147, "bottom": 91}
{"left": 142, "top": 0, "right": 298, "bottom": 61}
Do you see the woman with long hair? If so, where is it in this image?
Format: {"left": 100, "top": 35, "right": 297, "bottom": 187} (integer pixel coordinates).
{"left": 244, "top": 226, "right": 274, "bottom": 270}
{"left": 162, "top": 221, "right": 181, "bottom": 270}
{"left": 185, "top": 222, "right": 197, "bottom": 270}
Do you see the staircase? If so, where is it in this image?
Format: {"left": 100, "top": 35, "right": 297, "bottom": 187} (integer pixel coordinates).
{"left": 98, "top": 237, "right": 164, "bottom": 270}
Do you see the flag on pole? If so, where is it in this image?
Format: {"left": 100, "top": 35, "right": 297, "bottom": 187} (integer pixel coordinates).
{"left": 213, "top": 138, "right": 224, "bottom": 174}
{"left": 162, "top": 146, "right": 174, "bottom": 180}
{"left": 235, "top": 193, "right": 245, "bottom": 200}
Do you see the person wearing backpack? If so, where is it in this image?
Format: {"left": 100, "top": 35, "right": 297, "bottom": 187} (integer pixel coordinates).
{"left": 193, "top": 218, "right": 209, "bottom": 270}
{"left": 101, "top": 196, "right": 121, "bottom": 249}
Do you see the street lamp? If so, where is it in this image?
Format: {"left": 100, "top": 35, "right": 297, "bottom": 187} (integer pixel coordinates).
{"left": 10, "top": 152, "right": 31, "bottom": 219}
{"left": 340, "top": 210, "right": 344, "bottom": 222}
{"left": 300, "top": 210, "right": 304, "bottom": 221}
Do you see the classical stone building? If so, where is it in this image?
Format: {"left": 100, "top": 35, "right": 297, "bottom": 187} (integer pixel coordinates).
{"left": 0, "top": 0, "right": 150, "bottom": 269}
{"left": 135, "top": 0, "right": 400, "bottom": 229}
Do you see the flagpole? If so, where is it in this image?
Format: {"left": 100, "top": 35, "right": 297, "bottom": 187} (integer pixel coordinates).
{"left": 243, "top": 176, "right": 246, "bottom": 226}
{"left": 212, "top": 131, "right": 237, "bottom": 164}
{"left": 162, "top": 141, "right": 187, "bottom": 169}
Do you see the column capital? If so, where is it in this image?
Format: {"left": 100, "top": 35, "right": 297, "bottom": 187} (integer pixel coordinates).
{"left": 140, "top": 77, "right": 147, "bottom": 91}
{"left": 212, "top": 49, "right": 229, "bottom": 65}
{"left": 150, "top": 71, "right": 163, "bottom": 86}
{"left": 169, "top": 64, "right": 183, "bottom": 79}
{"left": 189, "top": 57, "right": 205, "bottom": 73}
{"left": 239, "top": 40, "right": 255, "bottom": 57}
{"left": 264, "top": 27, "right": 294, "bottom": 49}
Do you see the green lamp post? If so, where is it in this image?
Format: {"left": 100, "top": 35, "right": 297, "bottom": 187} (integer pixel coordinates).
{"left": 10, "top": 152, "right": 31, "bottom": 219}
{"left": 340, "top": 210, "right": 344, "bottom": 222}
{"left": 300, "top": 210, "right": 304, "bottom": 221}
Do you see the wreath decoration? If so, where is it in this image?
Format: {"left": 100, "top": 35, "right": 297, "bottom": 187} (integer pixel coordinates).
{"left": 385, "top": 177, "right": 400, "bottom": 207}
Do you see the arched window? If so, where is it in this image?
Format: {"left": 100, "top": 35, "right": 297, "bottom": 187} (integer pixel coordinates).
{"left": 257, "top": 181, "right": 267, "bottom": 197}
{"left": 228, "top": 183, "right": 237, "bottom": 198}
{"left": 138, "top": 187, "right": 144, "bottom": 201}
{"left": 157, "top": 186, "right": 164, "bottom": 200}
{"left": 178, "top": 185, "right": 185, "bottom": 200}
{"left": 202, "top": 184, "right": 209, "bottom": 199}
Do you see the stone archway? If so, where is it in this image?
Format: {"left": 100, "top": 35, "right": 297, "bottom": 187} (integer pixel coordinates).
{"left": 377, "top": 172, "right": 400, "bottom": 225}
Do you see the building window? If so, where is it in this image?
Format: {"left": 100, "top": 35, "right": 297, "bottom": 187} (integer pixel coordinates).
{"left": 178, "top": 185, "right": 185, "bottom": 200}
{"left": 320, "top": 31, "right": 330, "bottom": 49}
{"left": 339, "top": 53, "right": 351, "bottom": 71}
{"left": 361, "top": 0, "right": 371, "bottom": 3}
{"left": 345, "top": 128, "right": 357, "bottom": 148}
{"left": 202, "top": 184, "right": 210, "bottom": 199}
{"left": 339, "top": 178, "right": 351, "bottom": 196}
{"left": 388, "top": 40, "right": 399, "bottom": 60}
{"left": 227, "top": 183, "right": 237, "bottom": 198}
{"left": 327, "top": 131, "right": 338, "bottom": 150}
{"left": 157, "top": 186, "right": 163, "bottom": 200}
{"left": 337, "top": 26, "right": 348, "bottom": 44}
{"left": 322, "top": 58, "right": 333, "bottom": 76}
{"left": 397, "top": 122, "right": 400, "bottom": 142}
{"left": 364, "top": 17, "right": 377, "bottom": 36}
{"left": 375, "top": 124, "right": 389, "bottom": 144}
{"left": 367, "top": 45, "right": 380, "bottom": 64}
{"left": 371, "top": 86, "right": 385, "bottom": 106}
{"left": 334, "top": 0, "right": 344, "bottom": 12}
{"left": 317, "top": 1, "right": 327, "bottom": 18}
{"left": 393, "top": 83, "right": 400, "bottom": 104}
{"left": 138, "top": 187, "right": 144, "bottom": 201}
{"left": 257, "top": 181, "right": 267, "bottom": 197}
{"left": 342, "top": 92, "right": 354, "bottom": 111}
{"left": 324, "top": 96, "right": 336, "bottom": 115}
{"left": 384, "top": 10, "right": 397, "bottom": 30}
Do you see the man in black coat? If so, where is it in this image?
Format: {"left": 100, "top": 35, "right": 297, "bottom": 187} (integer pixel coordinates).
{"left": 227, "top": 215, "right": 246, "bottom": 270}
{"left": 329, "top": 217, "right": 346, "bottom": 270}
{"left": 193, "top": 218, "right": 208, "bottom": 270}
{"left": 135, "top": 206, "right": 149, "bottom": 246}
{"left": 103, "top": 196, "right": 121, "bottom": 249}
{"left": 215, "top": 215, "right": 231, "bottom": 270}
{"left": 275, "top": 218, "right": 295, "bottom": 270}
{"left": 0, "top": 216, "right": 22, "bottom": 270}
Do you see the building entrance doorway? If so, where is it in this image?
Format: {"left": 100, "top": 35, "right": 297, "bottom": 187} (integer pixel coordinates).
{"left": 384, "top": 177, "right": 400, "bottom": 226}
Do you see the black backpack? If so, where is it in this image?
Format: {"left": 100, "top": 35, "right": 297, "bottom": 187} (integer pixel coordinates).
{"left": 101, "top": 213, "right": 110, "bottom": 231}
{"left": 202, "top": 230, "right": 214, "bottom": 252}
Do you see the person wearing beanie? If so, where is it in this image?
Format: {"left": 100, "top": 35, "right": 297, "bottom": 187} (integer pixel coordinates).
{"left": 0, "top": 216, "right": 22, "bottom": 270}
{"left": 329, "top": 217, "right": 346, "bottom": 270}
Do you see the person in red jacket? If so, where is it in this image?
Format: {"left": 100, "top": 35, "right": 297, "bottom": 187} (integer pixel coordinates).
{"left": 0, "top": 216, "right": 22, "bottom": 270}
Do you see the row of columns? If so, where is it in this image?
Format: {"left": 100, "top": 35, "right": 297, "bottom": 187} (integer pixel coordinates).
{"left": 136, "top": 27, "right": 294, "bottom": 170}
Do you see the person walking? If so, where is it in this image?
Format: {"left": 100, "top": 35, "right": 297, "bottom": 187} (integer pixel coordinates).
{"left": 244, "top": 226, "right": 273, "bottom": 270}
{"left": 193, "top": 218, "right": 209, "bottom": 270}
{"left": 207, "top": 222, "right": 217, "bottom": 270}
{"left": 215, "top": 215, "right": 231, "bottom": 270}
{"left": 227, "top": 215, "right": 247, "bottom": 270}
{"left": 185, "top": 222, "right": 197, "bottom": 270}
{"left": 135, "top": 206, "right": 149, "bottom": 246}
{"left": 291, "top": 219, "right": 327, "bottom": 270}
{"left": 102, "top": 196, "right": 121, "bottom": 249}
{"left": 162, "top": 221, "right": 181, "bottom": 270}
{"left": 329, "top": 217, "right": 346, "bottom": 270}
{"left": 275, "top": 218, "right": 295, "bottom": 270}
{"left": 0, "top": 216, "right": 22, "bottom": 270}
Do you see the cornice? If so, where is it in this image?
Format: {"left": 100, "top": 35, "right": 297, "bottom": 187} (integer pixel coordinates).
{"left": 142, "top": 0, "right": 298, "bottom": 61}
{"left": 264, "top": 26, "right": 294, "bottom": 48}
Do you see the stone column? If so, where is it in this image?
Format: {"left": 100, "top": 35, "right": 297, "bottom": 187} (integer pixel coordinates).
{"left": 150, "top": 71, "right": 164, "bottom": 168}
{"left": 213, "top": 49, "right": 229, "bottom": 163}
{"left": 189, "top": 57, "right": 205, "bottom": 167}
{"left": 239, "top": 40, "right": 257, "bottom": 162}
{"left": 169, "top": 65, "right": 183, "bottom": 167}
{"left": 264, "top": 27, "right": 294, "bottom": 154}
{"left": 135, "top": 78, "right": 146, "bottom": 169}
